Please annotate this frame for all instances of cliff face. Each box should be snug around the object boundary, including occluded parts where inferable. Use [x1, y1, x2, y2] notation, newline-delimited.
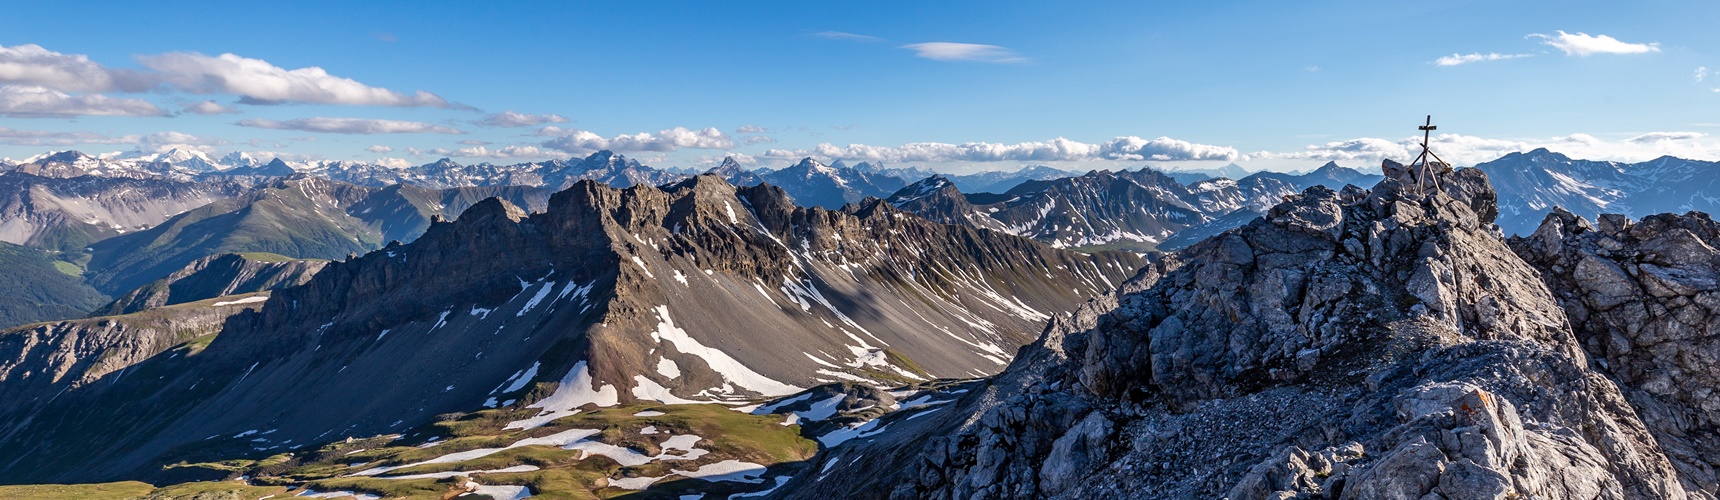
[1513, 209, 1720, 496]
[0, 293, 269, 447]
[92, 253, 327, 316]
[0, 175, 1141, 483]
[790, 168, 1707, 499]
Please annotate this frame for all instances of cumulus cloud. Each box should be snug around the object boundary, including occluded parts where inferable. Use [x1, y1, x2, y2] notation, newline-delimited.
[1, 43, 459, 109]
[759, 136, 1240, 164]
[430, 144, 554, 159]
[1697, 67, 1709, 83]
[744, 135, 777, 145]
[138, 52, 456, 107]
[736, 125, 769, 134]
[0, 85, 166, 117]
[539, 126, 734, 153]
[182, 99, 239, 115]
[374, 157, 413, 168]
[236, 117, 465, 134]
[1434, 52, 1533, 66]
[901, 42, 1026, 63]
[1097, 136, 1243, 161]
[0, 44, 151, 92]
[475, 110, 568, 127]
[366, 144, 393, 153]
[1529, 31, 1659, 56]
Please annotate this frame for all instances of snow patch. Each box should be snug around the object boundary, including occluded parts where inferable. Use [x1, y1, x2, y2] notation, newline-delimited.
[211, 295, 269, 307]
[657, 358, 681, 378]
[648, 306, 801, 396]
[516, 281, 555, 316]
[504, 361, 618, 430]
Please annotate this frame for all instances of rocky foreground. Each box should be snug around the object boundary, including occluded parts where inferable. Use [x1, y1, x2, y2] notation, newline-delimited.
[787, 167, 1720, 499]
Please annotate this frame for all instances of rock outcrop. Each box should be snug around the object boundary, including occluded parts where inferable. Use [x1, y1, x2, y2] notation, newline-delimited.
[788, 167, 1704, 499]
[0, 292, 270, 450]
[1513, 209, 1720, 496]
[92, 253, 327, 316]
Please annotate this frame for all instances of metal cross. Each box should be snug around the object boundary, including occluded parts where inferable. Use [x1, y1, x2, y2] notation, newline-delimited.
[1409, 115, 1448, 195]
[1418, 115, 1436, 152]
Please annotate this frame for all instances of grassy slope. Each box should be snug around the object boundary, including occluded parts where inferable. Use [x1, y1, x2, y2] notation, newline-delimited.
[0, 241, 108, 329]
[153, 401, 817, 500]
[0, 480, 287, 500]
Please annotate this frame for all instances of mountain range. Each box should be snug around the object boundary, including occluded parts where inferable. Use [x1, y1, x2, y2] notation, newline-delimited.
[887, 161, 1383, 252]
[2, 144, 1719, 498]
[0, 174, 1141, 487]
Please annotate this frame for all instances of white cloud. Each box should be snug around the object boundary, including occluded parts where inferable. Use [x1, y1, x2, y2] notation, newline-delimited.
[539, 126, 734, 153]
[736, 125, 769, 134]
[236, 117, 465, 134]
[744, 135, 777, 145]
[1529, 31, 1659, 56]
[813, 31, 882, 42]
[366, 144, 393, 153]
[475, 110, 568, 127]
[901, 42, 1026, 63]
[1097, 136, 1243, 161]
[375, 157, 413, 168]
[1627, 131, 1703, 143]
[432, 144, 554, 159]
[1434, 52, 1533, 66]
[760, 135, 1240, 164]
[0, 44, 147, 92]
[1697, 66, 1708, 82]
[138, 131, 222, 147]
[457, 139, 491, 146]
[1262, 131, 1720, 167]
[1, 43, 458, 109]
[182, 99, 239, 115]
[137, 52, 455, 107]
[0, 85, 166, 117]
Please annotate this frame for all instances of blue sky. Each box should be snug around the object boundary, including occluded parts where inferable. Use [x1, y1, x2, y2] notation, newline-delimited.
[1, 0, 1716, 172]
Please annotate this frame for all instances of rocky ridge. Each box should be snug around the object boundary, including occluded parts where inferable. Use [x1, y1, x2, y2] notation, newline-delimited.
[789, 166, 1712, 499]
[0, 292, 272, 450]
[0, 174, 1141, 483]
[91, 253, 328, 316]
[1512, 208, 1720, 496]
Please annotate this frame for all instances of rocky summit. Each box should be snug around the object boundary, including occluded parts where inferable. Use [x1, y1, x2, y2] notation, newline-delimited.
[788, 166, 1719, 499]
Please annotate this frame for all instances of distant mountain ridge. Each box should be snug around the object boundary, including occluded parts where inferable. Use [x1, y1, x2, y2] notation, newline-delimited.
[888, 163, 1381, 251]
[1476, 148, 1720, 235]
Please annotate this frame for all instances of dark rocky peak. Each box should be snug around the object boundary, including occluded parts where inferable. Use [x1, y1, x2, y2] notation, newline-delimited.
[257, 158, 296, 175]
[888, 175, 955, 200]
[454, 196, 530, 226]
[786, 156, 828, 174]
[575, 149, 640, 172]
[1518, 147, 1566, 161]
[708, 156, 745, 175]
[1080, 167, 1570, 400]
